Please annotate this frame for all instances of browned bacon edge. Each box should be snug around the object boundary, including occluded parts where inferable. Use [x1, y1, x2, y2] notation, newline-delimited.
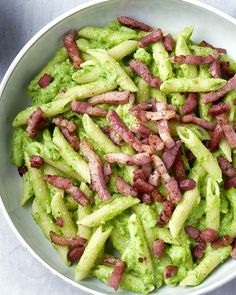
[117, 16, 153, 32]
[38, 73, 53, 88]
[139, 29, 163, 47]
[63, 31, 83, 69]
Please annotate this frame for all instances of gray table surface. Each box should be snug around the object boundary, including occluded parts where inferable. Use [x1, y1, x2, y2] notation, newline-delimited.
[1, 0, 236, 294]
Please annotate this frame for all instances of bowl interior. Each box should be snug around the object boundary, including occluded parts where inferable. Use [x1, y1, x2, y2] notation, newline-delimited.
[1, 0, 236, 294]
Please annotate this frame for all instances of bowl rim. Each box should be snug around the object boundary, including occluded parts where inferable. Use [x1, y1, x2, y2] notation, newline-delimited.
[1, 0, 236, 294]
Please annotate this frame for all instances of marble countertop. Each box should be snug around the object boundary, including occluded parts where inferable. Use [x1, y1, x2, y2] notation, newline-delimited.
[1, 0, 236, 294]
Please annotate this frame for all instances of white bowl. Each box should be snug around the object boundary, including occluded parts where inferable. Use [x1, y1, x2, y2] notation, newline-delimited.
[1, 0, 236, 294]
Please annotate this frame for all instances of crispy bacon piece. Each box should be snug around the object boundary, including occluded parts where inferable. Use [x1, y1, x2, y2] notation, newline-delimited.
[161, 141, 181, 169]
[200, 228, 218, 243]
[182, 114, 215, 131]
[170, 50, 219, 65]
[192, 240, 207, 259]
[130, 59, 162, 88]
[222, 124, 236, 148]
[88, 91, 130, 105]
[131, 123, 151, 138]
[103, 257, 126, 290]
[104, 152, 151, 166]
[220, 61, 235, 78]
[172, 150, 186, 180]
[163, 33, 175, 52]
[44, 175, 90, 206]
[55, 217, 64, 227]
[217, 156, 236, 178]
[18, 165, 28, 177]
[115, 176, 138, 197]
[141, 163, 152, 179]
[80, 139, 111, 201]
[63, 31, 83, 69]
[225, 176, 236, 189]
[166, 177, 182, 204]
[68, 246, 85, 263]
[53, 117, 79, 151]
[29, 155, 44, 169]
[133, 168, 147, 182]
[182, 93, 198, 115]
[202, 76, 236, 104]
[133, 179, 155, 194]
[149, 171, 161, 187]
[158, 200, 174, 227]
[103, 163, 112, 184]
[216, 113, 228, 126]
[153, 240, 165, 257]
[145, 134, 164, 153]
[44, 175, 73, 190]
[140, 193, 153, 205]
[157, 120, 175, 149]
[139, 29, 163, 47]
[143, 109, 176, 121]
[208, 102, 230, 116]
[27, 107, 47, 138]
[210, 61, 221, 78]
[163, 265, 178, 279]
[209, 124, 223, 152]
[71, 101, 107, 117]
[179, 179, 196, 191]
[211, 235, 233, 249]
[199, 40, 227, 54]
[129, 101, 152, 121]
[38, 73, 53, 88]
[185, 225, 201, 240]
[50, 231, 87, 247]
[152, 155, 170, 182]
[101, 126, 123, 146]
[117, 16, 153, 32]
[107, 110, 142, 152]
[152, 190, 165, 202]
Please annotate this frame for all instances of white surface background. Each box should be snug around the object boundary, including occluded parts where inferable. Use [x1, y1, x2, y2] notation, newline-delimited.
[0, 0, 236, 294]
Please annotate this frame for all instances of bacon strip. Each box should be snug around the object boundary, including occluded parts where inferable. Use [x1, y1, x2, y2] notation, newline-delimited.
[170, 50, 219, 65]
[217, 156, 236, 178]
[55, 217, 64, 227]
[210, 61, 221, 78]
[104, 152, 151, 166]
[202, 76, 236, 104]
[209, 124, 223, 151]
[103, 163, 112, 184]
[185, 225, 201, 240]
[71, 101, 107, 117]
[107, 110, 142, 152]
[88, 91, 130, 105]
[80, 139, 111, 201]
[18, 165, 28, 177]
[115, 176, 138, 196]
[216, 113, 228, 126]
[192, 240, 207, 259]
[182, 114, 215, 131]
[68, 246, 85, 263]
[208, 102, 229, 116]
[131, 123, 151, 138]
[27, 107, 47, 138]
[38, 73, 53, 88]
[134, 168, 147, 182]
[117, 16, 153, 32]
[140, 194, 153, 205]
[172, 150, 186, 180]
[53, 117, 79, 151]
[153, 240, 165, 257]
[149, 170, 161, 187]
[101, 126, 123, 146]
[29, 155, 44, 169]
[225, 176, 236, 189]
[130, 59, 162, 88]
[199, 40, 227, 54]
[44, 175, 90, 206]
[178, 178, 196, 191]
[163, 265, 178, 279]
[152, 190, 165, 202]
[157, 120, 175, 149]
[133, 179, 155, 194]
[161, 141, 181, 169]
[50, 231, 87, 247]
[158, 200, 174, 227]
[63, 31, 83, 69]
[143, 109, 176, 121]
[182, 93, 198, 115]
[163, 33, 175, 52]
[103, 257, 126, 290]
[211, 235, 233, 249]
[222, 124, 236, 148]
[200, 228, 218, 243]
[139, 29, 163, 47]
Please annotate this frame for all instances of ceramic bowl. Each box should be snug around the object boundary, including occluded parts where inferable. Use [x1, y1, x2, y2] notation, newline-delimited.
[1, 0, 236, 294]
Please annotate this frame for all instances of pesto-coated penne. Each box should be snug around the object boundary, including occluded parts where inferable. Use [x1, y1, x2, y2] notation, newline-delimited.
[153, 42, 173, 81]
